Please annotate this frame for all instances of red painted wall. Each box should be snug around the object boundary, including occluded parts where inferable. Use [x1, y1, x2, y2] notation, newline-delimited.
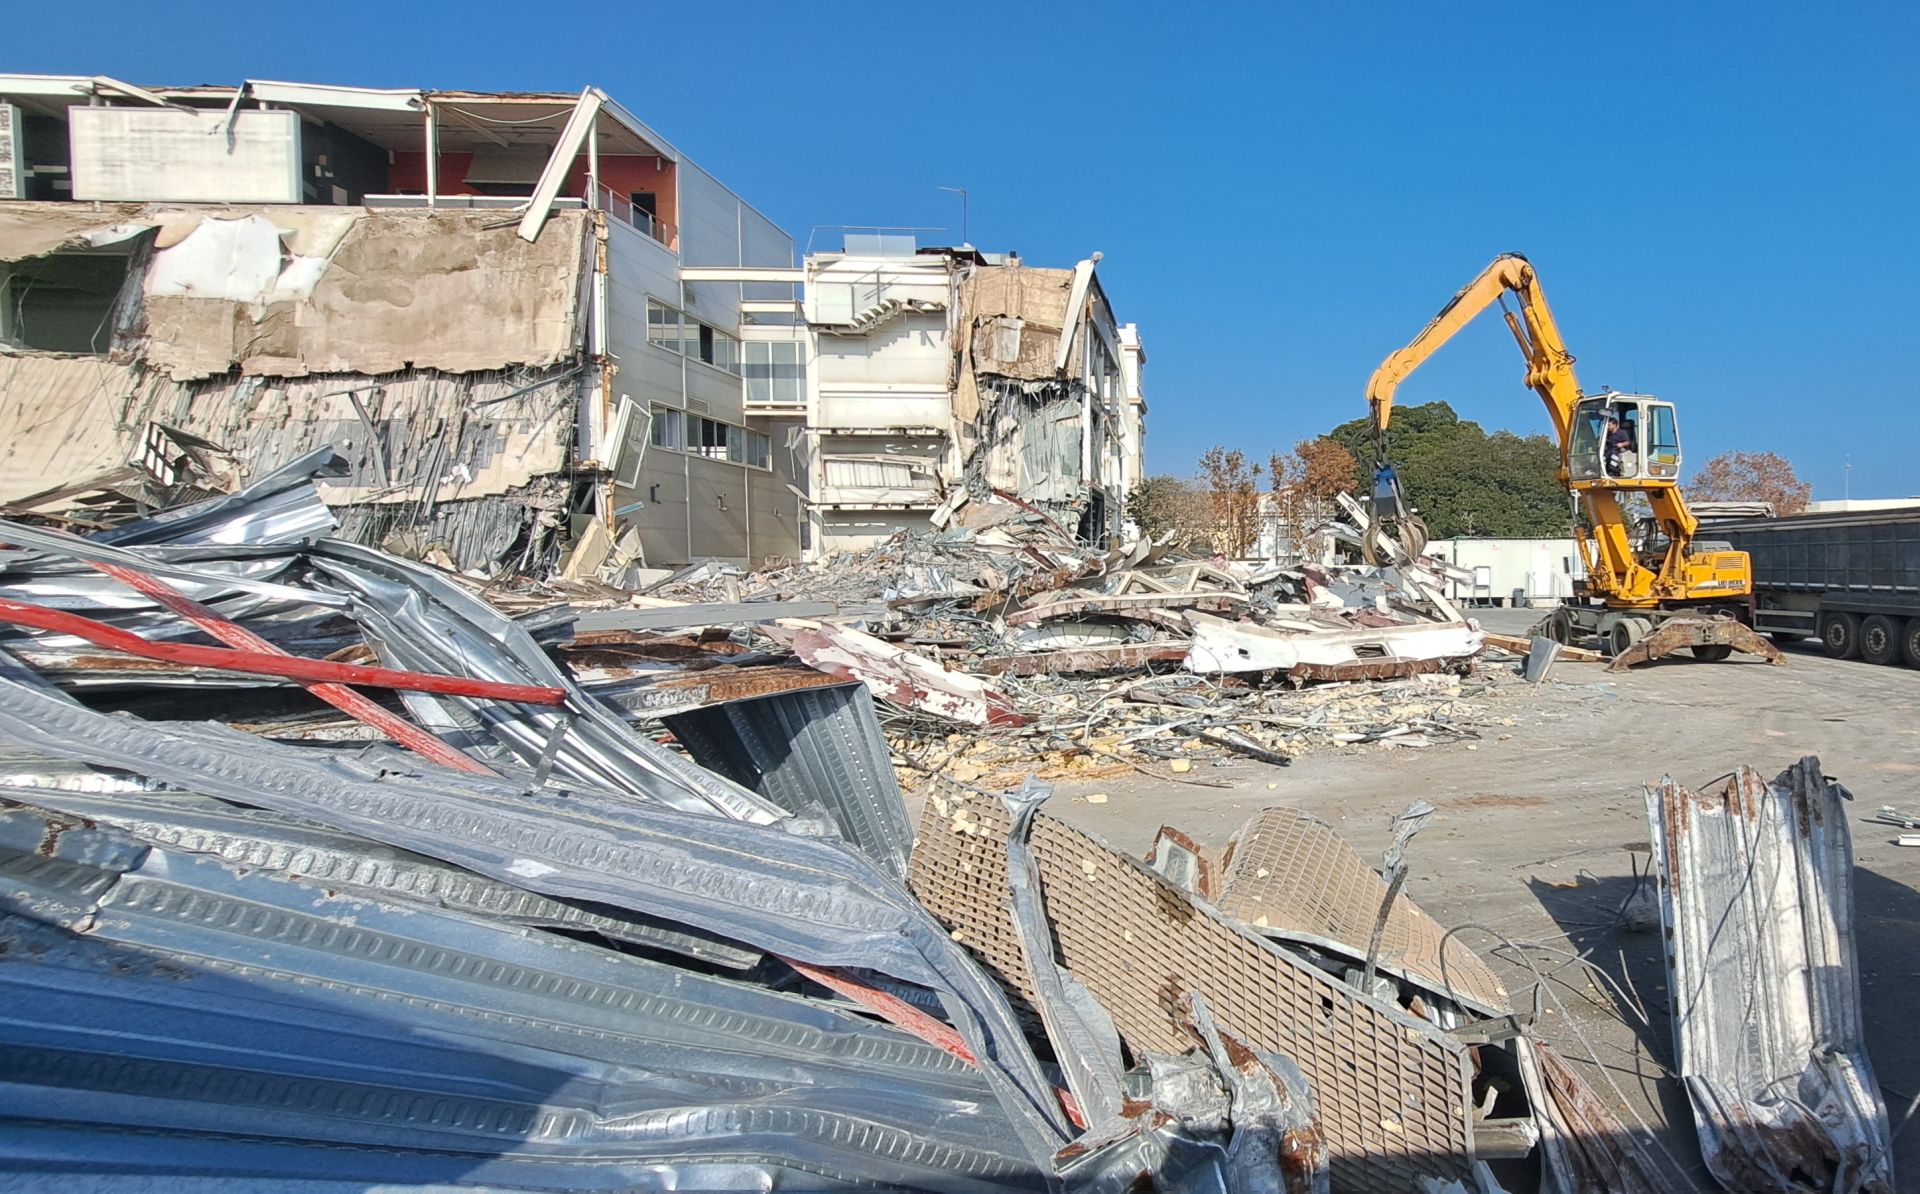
[385, 152, 677, 235]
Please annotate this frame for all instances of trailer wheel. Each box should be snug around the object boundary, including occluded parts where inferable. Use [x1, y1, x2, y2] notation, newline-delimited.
[1819, 611, 1861, 660]
[1861, 615, 1901, 666]
[1903, 619, 1920, 669]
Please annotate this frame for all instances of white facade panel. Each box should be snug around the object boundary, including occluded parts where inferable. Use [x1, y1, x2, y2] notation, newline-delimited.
[70, 107, 301, 203]
[1427, 537, 1580, 605]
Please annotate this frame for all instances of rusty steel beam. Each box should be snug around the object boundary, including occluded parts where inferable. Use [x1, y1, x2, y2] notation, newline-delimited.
[0, 597, 567, 706]
[86, 559, 491, 775]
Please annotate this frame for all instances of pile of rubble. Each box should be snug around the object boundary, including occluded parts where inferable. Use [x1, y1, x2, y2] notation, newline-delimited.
[615, 489, 1491, 786]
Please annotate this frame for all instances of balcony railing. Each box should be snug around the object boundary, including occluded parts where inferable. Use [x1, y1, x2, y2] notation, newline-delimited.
[592, 182, 674, 248]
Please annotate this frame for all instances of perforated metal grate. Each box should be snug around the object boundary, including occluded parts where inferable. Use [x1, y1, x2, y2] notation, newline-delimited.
[1214, 807, 1510, 1016]
[909, 779, 1475, 1191]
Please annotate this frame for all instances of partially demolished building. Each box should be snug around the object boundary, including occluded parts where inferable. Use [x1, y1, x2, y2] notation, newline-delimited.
[771, 241, 1148, 556]
[0, 75, 1148, 578]
[0, 74, 799, 575]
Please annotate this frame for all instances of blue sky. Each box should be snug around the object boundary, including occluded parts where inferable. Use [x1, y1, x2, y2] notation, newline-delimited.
[14, 2, 1916, 497]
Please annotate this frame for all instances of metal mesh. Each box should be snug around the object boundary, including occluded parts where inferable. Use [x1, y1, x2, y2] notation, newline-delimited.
[1214, 807, 1510, 1016]
[909, 779, 1475, 1191]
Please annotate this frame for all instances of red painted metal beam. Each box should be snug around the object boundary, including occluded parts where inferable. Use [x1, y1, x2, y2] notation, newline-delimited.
[86, 560, 495, 775]
[0, 596, 566, 706]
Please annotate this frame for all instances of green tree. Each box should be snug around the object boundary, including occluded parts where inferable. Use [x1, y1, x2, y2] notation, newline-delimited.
[1125, 475, 1209, 543]
[1325, 401, 1568, 538]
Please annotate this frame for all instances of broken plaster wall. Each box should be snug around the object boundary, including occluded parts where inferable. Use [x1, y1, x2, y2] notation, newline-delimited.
[0, 202, 597, 574]
[0, 202, 591, 380]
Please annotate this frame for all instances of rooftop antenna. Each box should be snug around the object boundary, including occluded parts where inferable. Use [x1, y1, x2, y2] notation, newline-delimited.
[937, 185, 968, 246]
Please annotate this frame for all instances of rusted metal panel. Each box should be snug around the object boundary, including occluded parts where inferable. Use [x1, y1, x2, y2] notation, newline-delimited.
[1517, 1039, 1677, 1194]
[909, 778, 1479, 1191]
[1213, 807, 1510, 1017]
[980, 642, 1188, 675]
[1645, 758, 1893, 1193]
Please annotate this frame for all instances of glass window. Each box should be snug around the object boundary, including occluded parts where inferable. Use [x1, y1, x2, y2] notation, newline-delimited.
[1568, 400, 1607, 481]
[691, 416, 730, 460]
[745, 341, 772, 404]
[649, 405, 683, 450]
[647, 300, 681, 353]
[1649, 405, 1680, 477]
[744, 341, 804, 404]
[693, 323, 740, 375]
[744, 430, 772, 470]
[773, 341, 804, 403]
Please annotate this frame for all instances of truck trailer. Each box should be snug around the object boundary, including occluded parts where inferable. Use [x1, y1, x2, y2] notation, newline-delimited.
[1713, 507, 1920, 666]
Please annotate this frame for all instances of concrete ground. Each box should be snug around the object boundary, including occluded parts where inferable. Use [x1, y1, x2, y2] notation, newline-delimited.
[1031, 607, 1920, 1189]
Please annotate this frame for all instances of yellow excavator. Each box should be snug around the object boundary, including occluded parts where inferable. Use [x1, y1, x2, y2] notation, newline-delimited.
[1363, 253, 1782, 667]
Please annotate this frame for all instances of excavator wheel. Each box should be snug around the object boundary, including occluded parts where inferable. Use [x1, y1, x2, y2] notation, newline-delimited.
[1690, 645, 1734, 662]
[1607, 616, 1651, 657]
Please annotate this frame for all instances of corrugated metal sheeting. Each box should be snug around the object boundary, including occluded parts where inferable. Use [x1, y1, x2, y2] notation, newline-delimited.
[1646, 759, 1895, 1193]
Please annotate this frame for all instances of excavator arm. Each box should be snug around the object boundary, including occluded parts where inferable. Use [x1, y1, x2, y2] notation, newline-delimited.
[1361, 253, 1711, 607]
[1366, 254, 1578, 444]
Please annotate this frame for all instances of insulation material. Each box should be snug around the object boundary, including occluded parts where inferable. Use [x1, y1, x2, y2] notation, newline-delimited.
[0, 355, 578, 507]
[955, 265, 1074, 382]
[1214, 807, 1510, 1016]
[909, 778, 1478, 1191]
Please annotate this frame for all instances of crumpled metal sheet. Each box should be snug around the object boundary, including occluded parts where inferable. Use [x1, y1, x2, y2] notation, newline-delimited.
[790, 620, 1028, 727]
[299, 539, 787, 824]
[0, 674, 1073, 1167]
[0, 805, 1046, 1191]
[1515, 1037, 1677, 1194]
[910, 777, 1478, 1191]
[663, 681, 915, 878]
[1645, 758, 1894, 1193]
[91, 447, 346, 547]
[8, 781, 762, 970]
[1213, 806, 1510, 1016]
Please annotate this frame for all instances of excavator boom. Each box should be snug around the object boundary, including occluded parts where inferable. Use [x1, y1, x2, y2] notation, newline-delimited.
[1362, 254, 1759, 662]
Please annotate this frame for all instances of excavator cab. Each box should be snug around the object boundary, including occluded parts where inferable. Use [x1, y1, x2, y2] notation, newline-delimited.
[1566, 394, 1682, 484]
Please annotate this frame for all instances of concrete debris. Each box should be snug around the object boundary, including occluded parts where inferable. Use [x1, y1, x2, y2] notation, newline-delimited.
[625, 493, 1495, 783]
[1645, 758, 1895, 1193]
